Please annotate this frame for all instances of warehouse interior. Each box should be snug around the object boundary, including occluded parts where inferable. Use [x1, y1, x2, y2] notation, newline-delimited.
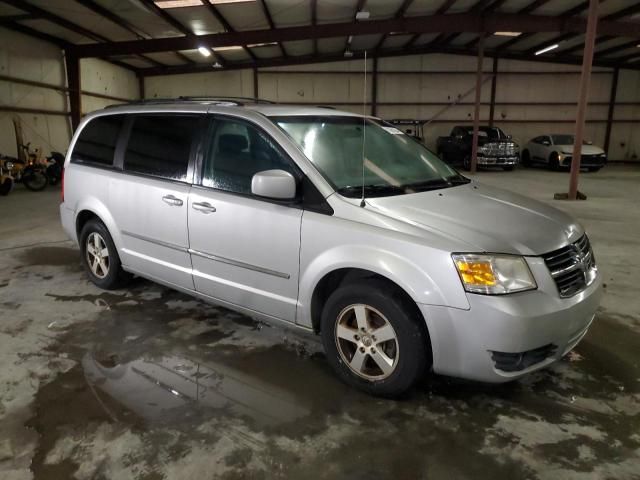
[1, 1, 639, 479]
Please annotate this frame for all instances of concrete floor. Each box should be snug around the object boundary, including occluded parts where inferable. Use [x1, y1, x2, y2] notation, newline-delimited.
[1, 166, 639, 480]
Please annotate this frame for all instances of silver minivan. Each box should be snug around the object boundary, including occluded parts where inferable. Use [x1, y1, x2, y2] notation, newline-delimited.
[60, 99, 602, 396]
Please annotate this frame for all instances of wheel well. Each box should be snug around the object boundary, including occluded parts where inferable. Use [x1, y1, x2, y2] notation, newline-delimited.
[310, 268, 426, 336]
[75, 210, 100, 238]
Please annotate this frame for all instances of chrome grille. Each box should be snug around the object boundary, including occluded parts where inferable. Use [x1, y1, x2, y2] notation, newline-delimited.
[542, 234, 597, 298]
[483, 142, 517, 156]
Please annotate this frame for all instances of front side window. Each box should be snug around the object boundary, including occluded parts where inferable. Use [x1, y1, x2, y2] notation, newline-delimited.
[203, 117, 296, 195]
[72, 114, 125, 166]
[123, 115, 200, 182]
[273, 116, 466, 198]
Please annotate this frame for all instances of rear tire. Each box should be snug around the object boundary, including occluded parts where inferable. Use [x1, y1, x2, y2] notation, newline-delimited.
[23, 169, 48, 191]
[320, 279, 430, 397]
[80, 219, 132, 290]
[0, 177, 13, 196]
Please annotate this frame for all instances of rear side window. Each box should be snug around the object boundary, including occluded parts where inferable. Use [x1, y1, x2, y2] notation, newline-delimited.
[71, 115, 124, 166]
[123, 115, 200, 182]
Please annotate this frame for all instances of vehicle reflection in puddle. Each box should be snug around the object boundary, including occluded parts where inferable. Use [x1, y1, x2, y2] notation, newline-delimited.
[82, 351, 312, 428]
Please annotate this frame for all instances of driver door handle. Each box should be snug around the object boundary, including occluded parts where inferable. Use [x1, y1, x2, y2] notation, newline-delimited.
[162, 194, 183, 206]
[192, 201, 216, 214]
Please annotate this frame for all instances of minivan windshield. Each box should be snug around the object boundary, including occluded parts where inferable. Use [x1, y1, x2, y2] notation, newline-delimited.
[272, 116, 468, 197]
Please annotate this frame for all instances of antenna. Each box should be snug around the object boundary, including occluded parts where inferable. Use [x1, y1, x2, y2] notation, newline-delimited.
[360, 50, 367, 208]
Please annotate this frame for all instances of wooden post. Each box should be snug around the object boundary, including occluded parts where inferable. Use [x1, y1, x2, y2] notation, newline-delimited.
[66, 52, 81, 132]
[470, 34, 485, 174]
[568, 0, 598, 200]
[489, 55, 498, 127]
[371, 56, 378, 116]
[603, 67, 618, 157]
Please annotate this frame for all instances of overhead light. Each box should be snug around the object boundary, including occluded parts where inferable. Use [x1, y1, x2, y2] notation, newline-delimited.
[155, 0, 254, 7]
[198, 46, 211, 57]
[247, 42, 278, 48]
[535, 44, 559, 56]
[212, 45, 244, 51]
[212, 62, 223, 68]
[344, 50, 354, 58]
[355, 11, 370, 20]
[495, 32, 522, 37]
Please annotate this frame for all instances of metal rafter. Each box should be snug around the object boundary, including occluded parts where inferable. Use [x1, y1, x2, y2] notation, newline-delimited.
[438, 0, 494, 49]
[311, 0, 318, 56]
[200, 0, 257, 62]
[405, 0, 457, 49]
[596, 40, 640, 59]
[68, 12, 640, 59]
[525, 2, 640, 57]
[0, 0, 145, 70]
[258, 0, 287, 57]
[498, 0, 591, 51]
[373, 0, 414, 51]
[136, 0, 226, 67]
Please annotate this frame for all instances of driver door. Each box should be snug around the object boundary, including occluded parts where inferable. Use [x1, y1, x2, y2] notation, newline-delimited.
[188, 116, 303, 322]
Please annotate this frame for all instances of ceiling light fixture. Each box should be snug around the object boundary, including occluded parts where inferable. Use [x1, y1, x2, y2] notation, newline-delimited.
[355, 11, 370, 20]
[155, 0, 254, 7]
[213, 45, 244, 51]
[535, 44, 559, 56]
[198, 46, 212, 57]
[344, 50, 354, 58]
[212, 62, 223, 68]
[495, 32, 522, 37]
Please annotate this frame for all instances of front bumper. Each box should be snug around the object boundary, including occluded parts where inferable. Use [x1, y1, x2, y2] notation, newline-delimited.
[419, 260, 602, 383]
[560, 154, 607, 168]
[477, 155, 519, 166]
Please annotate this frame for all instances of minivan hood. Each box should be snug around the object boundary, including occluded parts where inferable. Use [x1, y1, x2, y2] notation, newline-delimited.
[365, 182, 583, 256]
[556, 144, 604, 155]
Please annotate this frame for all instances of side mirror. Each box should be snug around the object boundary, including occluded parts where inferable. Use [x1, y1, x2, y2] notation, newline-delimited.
[251, 169, 296, 200]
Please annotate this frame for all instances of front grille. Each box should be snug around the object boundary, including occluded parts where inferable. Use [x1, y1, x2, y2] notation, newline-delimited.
[542, 234, 597, 297]
[482, 142, 517, 156]
[491, 344, 557, 372]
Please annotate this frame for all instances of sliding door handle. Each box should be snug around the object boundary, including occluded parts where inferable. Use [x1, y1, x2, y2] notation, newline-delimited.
[162, 195, 183, 206]
[192, 202, 216, 213]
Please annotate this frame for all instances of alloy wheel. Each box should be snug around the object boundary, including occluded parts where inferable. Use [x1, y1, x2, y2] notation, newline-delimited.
[335, 304, 399, 380]
[86, 232, 110, 279]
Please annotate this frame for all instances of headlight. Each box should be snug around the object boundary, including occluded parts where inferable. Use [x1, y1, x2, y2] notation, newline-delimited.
[452, 254, 537, 295]
[4, 162, 13, 170]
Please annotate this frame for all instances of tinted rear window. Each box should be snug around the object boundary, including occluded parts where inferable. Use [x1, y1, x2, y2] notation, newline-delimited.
[72, 115, 124, 166]
[123, 115, 200, 182]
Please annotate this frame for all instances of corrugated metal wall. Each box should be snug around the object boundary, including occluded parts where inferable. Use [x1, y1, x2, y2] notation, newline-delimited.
[145, 54, 640, 162]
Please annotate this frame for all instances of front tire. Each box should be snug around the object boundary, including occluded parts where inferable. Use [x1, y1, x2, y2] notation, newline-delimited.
[320, 280, 430, 397]
[549, 152, 560, 171]
[502, 165, 514, 171]
[23, 168, 48, 191]
[80, 219, 131, 290]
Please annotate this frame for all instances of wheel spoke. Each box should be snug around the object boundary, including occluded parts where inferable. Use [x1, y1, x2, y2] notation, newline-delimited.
[354, 305, 368, 331]
[336, 324, 358, 343]
[372, 324, 396, 344]
[350, 349, 366, 372]
[87, 244, 96, 256]
[370, 349, 394, 376]
[99, 259, 108, 275]
[100, 247, 109, 258]
[91, 256, 100, 274]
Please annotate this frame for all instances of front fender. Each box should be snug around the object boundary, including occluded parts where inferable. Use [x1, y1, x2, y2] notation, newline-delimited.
[297, 243, 470, 329]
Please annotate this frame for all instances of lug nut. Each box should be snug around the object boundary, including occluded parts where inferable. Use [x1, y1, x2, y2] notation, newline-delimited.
[371, 348, 376, 354]
[354, 334, 360, 340]
[360, 347, 365, 353]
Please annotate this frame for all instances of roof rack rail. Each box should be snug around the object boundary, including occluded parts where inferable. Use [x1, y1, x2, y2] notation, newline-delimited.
[104, 96, 275, 109]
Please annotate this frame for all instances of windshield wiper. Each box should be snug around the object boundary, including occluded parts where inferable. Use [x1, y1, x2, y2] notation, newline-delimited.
[445, 174, 471, 185]
[337, 184, 406, 198]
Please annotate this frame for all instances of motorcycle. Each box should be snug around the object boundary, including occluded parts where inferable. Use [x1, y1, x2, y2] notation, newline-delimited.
[16, 143, 49, 192]
[45, 151, 65, 186]
[0, 156, 15, 196]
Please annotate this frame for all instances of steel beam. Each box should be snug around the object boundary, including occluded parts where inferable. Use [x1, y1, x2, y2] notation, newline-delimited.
[603, 67, 619, 156]
[470, 35, 485, 174]
[68, 13, 640, 59]
[66, 53, 82, 131]
[568, 0, 598, 200]
[489, 56, 498, 126]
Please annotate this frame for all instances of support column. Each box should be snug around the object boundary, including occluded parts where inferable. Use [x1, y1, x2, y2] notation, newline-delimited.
[489, 56, 498, 127]
[66, 52, 81, 132]
[137, 73, 145, 100]
[470, 35, 485, 174]
[253, 68, 259, 100]
[371, 56, 378, 117]
[603, 67, 619, 156]
[568, 0, 598, 200]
